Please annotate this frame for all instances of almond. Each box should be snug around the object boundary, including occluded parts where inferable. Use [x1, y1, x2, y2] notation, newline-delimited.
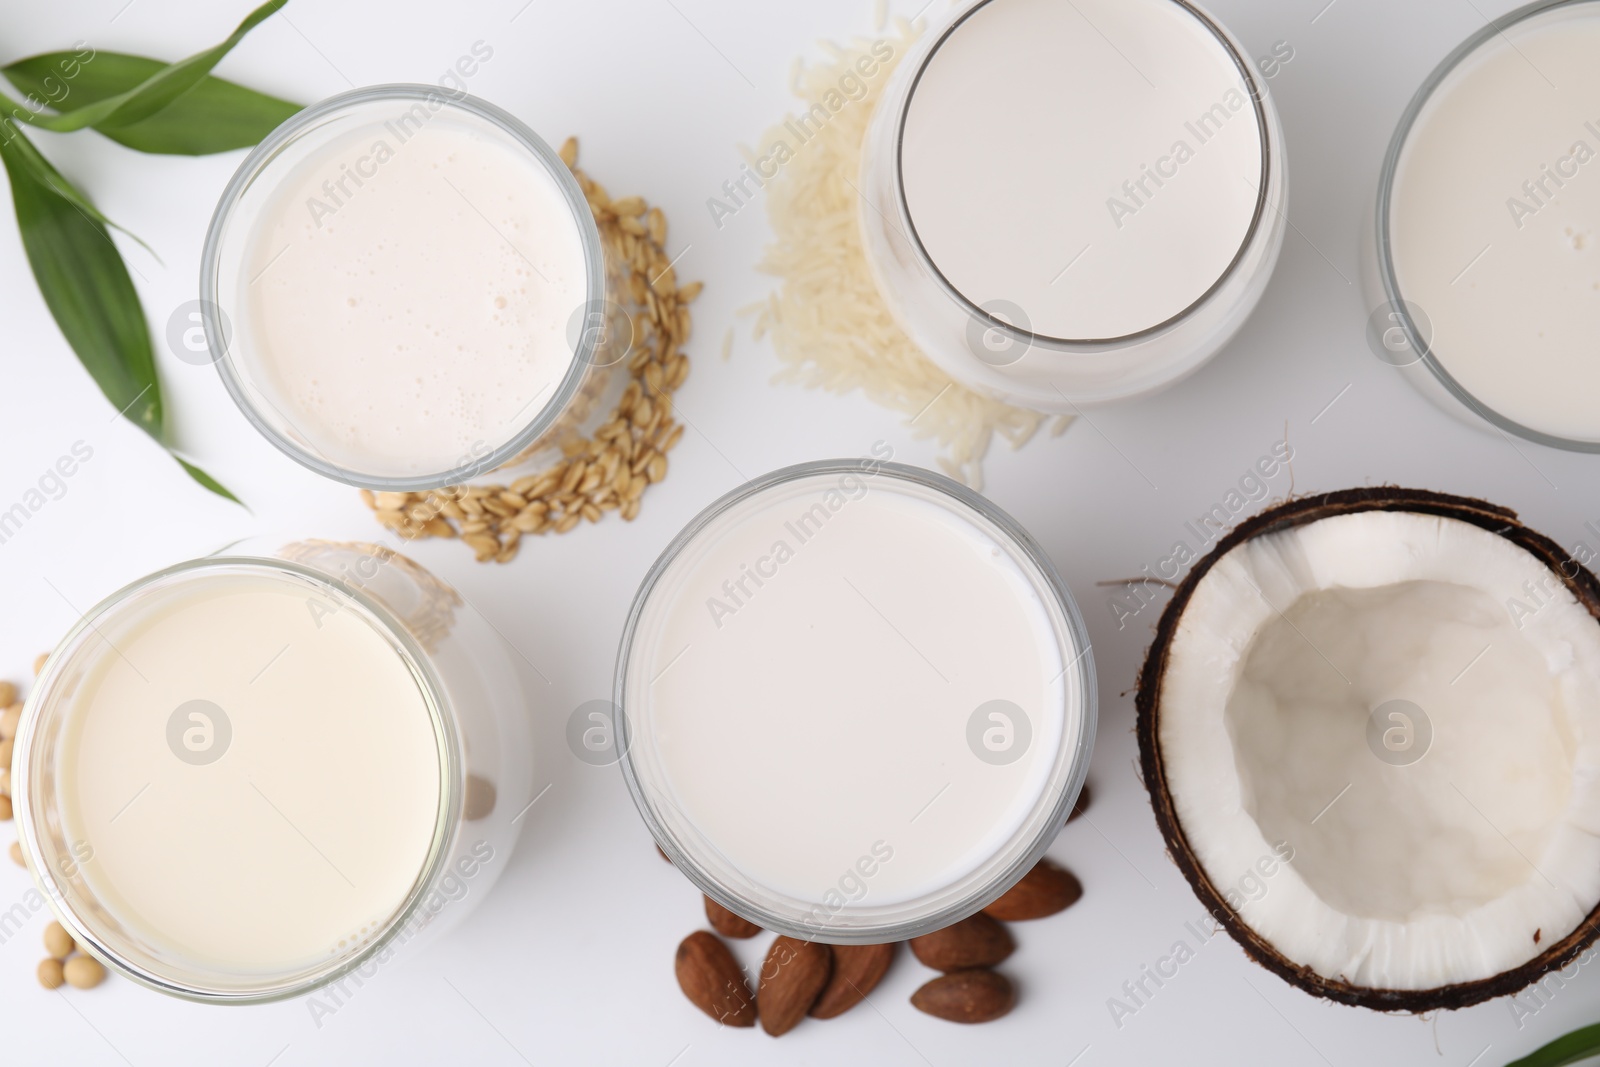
[983, 858, 1083, 921]
[705, 895, 761, 939]
[757, 935, 832, 1036]
[909, 913, 1013, 972]
[1068, 782, 1091, 823]
[675, 931, 756, 1027]
[911, 969, 1016, 1023]
[810, 942, 896, 1019]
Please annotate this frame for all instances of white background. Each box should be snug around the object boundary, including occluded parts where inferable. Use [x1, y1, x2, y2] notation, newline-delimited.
[3, 0, 1599, 1064]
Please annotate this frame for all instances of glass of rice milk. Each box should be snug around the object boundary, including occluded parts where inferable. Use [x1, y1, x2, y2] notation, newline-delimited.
[859, 0, 1288, 409]
[201, 85, 609, 489]
[13, 542, 530, 1002]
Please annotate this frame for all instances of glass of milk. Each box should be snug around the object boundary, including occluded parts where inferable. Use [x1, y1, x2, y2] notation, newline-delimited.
[12, 543, 531, 1002]
[859, 0, 1287, 410]
[615, 459, 1095, 941]
[1366, 0, 1600, 450]
[201, 85, 608, 488]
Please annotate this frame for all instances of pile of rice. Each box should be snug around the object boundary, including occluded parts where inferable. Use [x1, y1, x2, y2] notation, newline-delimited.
[744, 16, 1067, 488]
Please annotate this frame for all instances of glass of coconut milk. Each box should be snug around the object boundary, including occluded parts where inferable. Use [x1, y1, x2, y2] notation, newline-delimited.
[12, 543, 531, 1002]
[858, 0, 1287, 409]
[615, 459, 1095, 941]
[201, 85, 609, 488]
[1366, 0, 1600, 450]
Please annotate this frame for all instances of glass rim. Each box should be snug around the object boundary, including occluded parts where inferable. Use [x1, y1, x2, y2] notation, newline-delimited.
[612, 459, 1097, 943]
[1373, 0, 1600, 453]
[199, 83, 608, 490]
[12, 555, 462, 1004]
[891, 0, 1276, 348]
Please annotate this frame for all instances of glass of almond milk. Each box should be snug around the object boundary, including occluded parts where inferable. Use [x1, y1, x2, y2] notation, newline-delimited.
[616, 459, 1095, 941]
[201, 85, 609, 488]
[12, 543, 530, 1002]
[1366, 0, 1600, 450]
[859, 0, 1287, 409]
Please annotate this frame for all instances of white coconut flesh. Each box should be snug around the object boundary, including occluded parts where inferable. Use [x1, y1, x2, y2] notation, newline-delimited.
[1159, 510, 1600, 991]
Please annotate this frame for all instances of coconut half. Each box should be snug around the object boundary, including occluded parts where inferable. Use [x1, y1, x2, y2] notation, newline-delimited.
[1137, 487, 1600, 1011]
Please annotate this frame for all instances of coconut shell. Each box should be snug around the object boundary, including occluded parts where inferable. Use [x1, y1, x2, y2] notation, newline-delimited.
[1136, 487, 1600, 1012]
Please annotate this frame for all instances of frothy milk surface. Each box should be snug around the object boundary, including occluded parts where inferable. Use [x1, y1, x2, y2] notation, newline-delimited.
[235, 103, 586, 477]
[627, 471, 1073, 906]
[900, 0, 1264, 340]
[1389, 4, 1600, 441]
[57, 569, 442, 973]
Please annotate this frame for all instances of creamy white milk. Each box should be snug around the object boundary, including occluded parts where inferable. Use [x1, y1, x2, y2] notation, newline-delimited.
[55, 569, 442, 974]
[624, 468, 1074, 908]
[900, 0, 1265, 340]
[234, 103, 587, 477]
[1388, 3, 1600, 442]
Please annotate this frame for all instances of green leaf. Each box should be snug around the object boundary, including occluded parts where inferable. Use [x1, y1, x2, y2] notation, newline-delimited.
[175, 455, 246, 507]
[3, 51, 300, 155]
[1506, 1023, 1600, 1067]
[0, 119, 161, 437]
[5, 0, 287, 136]
[0, 115, 155, 255]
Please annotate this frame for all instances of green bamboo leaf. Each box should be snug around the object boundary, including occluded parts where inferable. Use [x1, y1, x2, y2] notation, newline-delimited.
[0, 117, 155, 255]
[8, 0, 287, 135]
[3, 51, 300, 155]
[174, 456, 245, 507]
[0, 119, 161, 437]
[1506, 1023, 1600, 1067]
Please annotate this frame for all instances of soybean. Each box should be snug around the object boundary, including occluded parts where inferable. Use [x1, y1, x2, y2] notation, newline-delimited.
[63, 956, 106, 990]
[44, 921, 73, 960]
[37, 958, 64, 989]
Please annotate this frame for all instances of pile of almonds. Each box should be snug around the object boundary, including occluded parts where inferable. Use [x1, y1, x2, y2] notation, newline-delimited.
[670, 786, 1089, 1033]
[2, 661, 111, 992]
[904, 856, 1083, 1022]
[677, 913, 896, 1036]
[362, 138, 699, 563]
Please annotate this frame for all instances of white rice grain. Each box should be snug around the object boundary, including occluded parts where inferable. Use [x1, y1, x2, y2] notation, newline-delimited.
[745, 26, 1063, 485]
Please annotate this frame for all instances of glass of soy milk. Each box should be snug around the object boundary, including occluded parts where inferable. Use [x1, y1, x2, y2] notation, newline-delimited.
[1368, 0, 1600, 450]
[12, 543, 531, 1002]
[615, 459, 1095, 941]
[859, 0, 1287, 409]
[201, 85, 607, 488]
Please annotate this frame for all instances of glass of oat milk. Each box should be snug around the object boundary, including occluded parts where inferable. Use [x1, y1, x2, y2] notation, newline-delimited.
[1366, 0, 1600, 450]
[12, 542, 530, 1002]
[201, 85, 608, 488]
[616, 459, 1095, 941]
[859, 0, 1287, 409]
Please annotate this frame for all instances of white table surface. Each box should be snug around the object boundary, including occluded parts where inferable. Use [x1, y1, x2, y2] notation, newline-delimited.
[4, 0, 1599, 1063]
